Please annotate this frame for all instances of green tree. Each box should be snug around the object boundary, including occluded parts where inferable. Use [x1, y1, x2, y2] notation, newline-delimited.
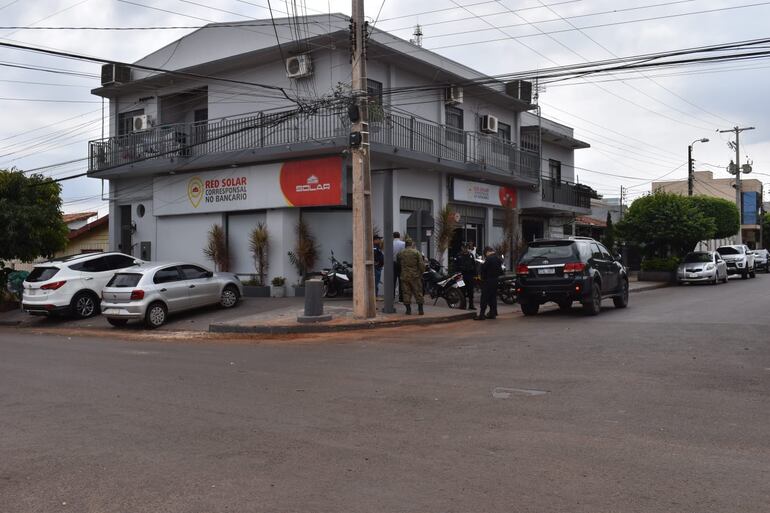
[615, 191, 716, 258]
[602, 211, 615, 251]
[687, 195, 740, 239]
[0, 169, 68, 262]
[762, 213, 770, 250]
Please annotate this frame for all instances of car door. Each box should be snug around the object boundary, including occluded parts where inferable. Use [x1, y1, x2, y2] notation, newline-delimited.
[72, 255, 113, 292]
[598, 243, 619, 292]
[589, 243, 610, 293]
[179, 264, 219, 307]
[152, 266, 189, 312]
[715, 253, 727, 279]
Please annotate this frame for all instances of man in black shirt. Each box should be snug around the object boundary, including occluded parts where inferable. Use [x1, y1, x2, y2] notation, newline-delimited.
[475, 246, 503, 320]
[454, 242, 477, 310]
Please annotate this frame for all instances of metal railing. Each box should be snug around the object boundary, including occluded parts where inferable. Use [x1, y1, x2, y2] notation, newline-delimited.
[89, 106, 540, 180]
[541, 178, 592, 209]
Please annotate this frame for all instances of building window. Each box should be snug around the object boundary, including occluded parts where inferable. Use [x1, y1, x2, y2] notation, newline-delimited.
[549, 159, 562, 184]
[367, 79, 383, 105]
[445, 105, 464, 145]
[117, 109, 144, 136]
[497, 122, 512, 141]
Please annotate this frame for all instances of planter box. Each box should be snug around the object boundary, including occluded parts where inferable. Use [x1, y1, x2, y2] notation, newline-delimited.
[271, 286, 286, 298]
[638, 270, 676, 282]
[293, 286, 305, 297]
[243, 285, 270, 298]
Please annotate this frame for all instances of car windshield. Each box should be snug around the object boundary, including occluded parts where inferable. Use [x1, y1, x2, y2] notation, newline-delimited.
[521, 242, 577, 264]
[717, 247, 740, 255]
[683, 253, 712, 263]
[107, 273, 142, 287]
[26, 267, 59, 282]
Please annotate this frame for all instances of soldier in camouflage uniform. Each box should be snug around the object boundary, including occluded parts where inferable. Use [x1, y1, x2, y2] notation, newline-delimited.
[397, 238, 426, 315]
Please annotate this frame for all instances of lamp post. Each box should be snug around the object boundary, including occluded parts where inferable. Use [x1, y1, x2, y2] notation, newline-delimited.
[688, 138, 709, 196]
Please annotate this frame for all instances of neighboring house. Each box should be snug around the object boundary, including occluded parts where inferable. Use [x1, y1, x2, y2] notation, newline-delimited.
[590, 197, 623, 225]
[653, 170, 763, 249]
[87, 13, 595, 284]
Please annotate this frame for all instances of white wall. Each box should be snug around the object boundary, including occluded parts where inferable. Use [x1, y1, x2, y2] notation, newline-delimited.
[303, 210, 353, 271]
[156, 213, 224, 268]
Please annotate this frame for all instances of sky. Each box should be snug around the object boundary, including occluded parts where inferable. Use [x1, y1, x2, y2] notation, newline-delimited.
[2, 0, 770, 216]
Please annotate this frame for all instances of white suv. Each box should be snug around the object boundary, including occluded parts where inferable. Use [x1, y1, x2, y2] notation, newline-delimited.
[22, 252, 140, 318]
[716, 245, 756, 279]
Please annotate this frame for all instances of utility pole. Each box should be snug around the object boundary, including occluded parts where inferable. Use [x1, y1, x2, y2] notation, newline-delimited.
[350, 0, 376, 318]
[719, 126, 755, 244]
[688, 138, 709, 196]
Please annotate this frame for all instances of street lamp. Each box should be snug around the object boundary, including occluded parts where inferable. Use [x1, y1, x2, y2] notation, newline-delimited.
[688, 138, 710, 196]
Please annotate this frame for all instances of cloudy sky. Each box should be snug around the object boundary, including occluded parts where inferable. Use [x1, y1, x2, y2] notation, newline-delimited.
[2, 0, 770, 215]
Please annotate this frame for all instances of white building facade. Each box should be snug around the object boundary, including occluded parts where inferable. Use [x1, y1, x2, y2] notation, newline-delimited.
[88, 14, 593, 287]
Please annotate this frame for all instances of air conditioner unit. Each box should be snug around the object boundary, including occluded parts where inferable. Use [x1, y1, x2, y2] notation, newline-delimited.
[481, 114, 498, 134]
[286, 54, 313, 79]
[133, 115, 150, 131]
[445, 85, 463, 105]
[101, 63, 131, 86]
[505, 80, 533, 104]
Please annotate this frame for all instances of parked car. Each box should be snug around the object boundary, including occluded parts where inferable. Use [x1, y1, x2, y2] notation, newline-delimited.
[515, 237, 628, 316]
[752, 248, 770, 272]
[716, 245, 756, 279]
[22, 252, 140, 319]
[100, 262, 243, 328]
[677, 251, 728, 285]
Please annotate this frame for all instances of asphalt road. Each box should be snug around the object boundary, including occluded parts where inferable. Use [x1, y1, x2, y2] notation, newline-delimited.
[1, 275, 769, 513]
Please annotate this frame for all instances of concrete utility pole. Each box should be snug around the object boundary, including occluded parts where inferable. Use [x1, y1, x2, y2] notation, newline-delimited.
[688, 138, 709, 196]
[719, 126, 755, 244]
[351, 0, 376, 318]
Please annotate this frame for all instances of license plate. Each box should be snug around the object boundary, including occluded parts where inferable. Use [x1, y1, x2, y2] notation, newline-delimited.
[688, 273, 698, 278]
[456, 280, 465, 287]
[538, 268, 556, 275]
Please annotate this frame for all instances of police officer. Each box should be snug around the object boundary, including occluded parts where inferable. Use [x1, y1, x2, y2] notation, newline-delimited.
[397, 238, 426, 315]
[475, 246, 503, 320]
[454, 242, 477, 310]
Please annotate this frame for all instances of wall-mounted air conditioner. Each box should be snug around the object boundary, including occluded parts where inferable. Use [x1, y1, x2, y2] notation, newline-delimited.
[481, 114, 498, 134]
[505, 80, 533, 104]
[101, 63, 131, 86]
[133, 115, 150, 131]
[286, 54, 313, 79]
[445, 85, 463, 105]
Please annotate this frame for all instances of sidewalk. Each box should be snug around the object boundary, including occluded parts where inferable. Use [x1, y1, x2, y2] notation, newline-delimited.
[628, 275, 670, 293]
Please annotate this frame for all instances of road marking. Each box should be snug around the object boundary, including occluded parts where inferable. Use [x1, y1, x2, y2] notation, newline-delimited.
[492, 387, 549, 399]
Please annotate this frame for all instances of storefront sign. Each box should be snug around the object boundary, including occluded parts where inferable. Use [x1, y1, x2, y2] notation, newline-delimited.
[452, 178, 517, 208]
[154, 156, 344, 216]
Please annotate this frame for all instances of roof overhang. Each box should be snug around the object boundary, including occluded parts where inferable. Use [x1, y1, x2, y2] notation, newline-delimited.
[521, 125, 590, 149]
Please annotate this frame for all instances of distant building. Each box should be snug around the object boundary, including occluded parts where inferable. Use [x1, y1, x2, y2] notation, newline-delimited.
[653, 170, 763, 249]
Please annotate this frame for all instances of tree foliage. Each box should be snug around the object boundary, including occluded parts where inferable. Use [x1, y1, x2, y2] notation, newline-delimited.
[687, 195, 740, 239]
[203, 224, 229, 272]
[602, 211, 615, 251]
[0, 169, 68, 262]
[616, 191, 716, 257]
[287, 217, 318, 284]
[434, 205, 458, 260]
[248, 222, 270, 286]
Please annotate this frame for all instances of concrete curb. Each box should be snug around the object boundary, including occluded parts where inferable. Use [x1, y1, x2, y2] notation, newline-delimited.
[630, 282, 671, 293]
[209, 311, 477, 335]
[0, 320, 21, 327]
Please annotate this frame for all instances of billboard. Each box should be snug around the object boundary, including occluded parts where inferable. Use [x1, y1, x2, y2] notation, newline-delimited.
[452, 178, 517, 208]
[742, 191, 760, 225]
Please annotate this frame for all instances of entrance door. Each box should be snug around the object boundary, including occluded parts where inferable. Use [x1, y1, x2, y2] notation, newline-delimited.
[522, 219, 544, 243]
[119, 205, 132, 255]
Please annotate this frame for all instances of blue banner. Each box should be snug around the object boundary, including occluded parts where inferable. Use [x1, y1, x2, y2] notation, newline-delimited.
[742, 191, 759, 225]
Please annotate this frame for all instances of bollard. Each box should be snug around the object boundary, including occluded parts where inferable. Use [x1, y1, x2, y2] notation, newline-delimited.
[297, 279, 332, 323]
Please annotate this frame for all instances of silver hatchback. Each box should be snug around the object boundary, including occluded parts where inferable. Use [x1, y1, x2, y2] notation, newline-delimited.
[100, 262, 243, 328]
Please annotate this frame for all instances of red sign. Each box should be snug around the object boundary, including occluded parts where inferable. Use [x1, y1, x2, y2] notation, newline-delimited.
[280, 156, 344, 207]
[499, 186, 517, 208]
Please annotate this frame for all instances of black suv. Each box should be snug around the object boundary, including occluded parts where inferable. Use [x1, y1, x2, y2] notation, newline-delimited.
[516, 237, 629, 316]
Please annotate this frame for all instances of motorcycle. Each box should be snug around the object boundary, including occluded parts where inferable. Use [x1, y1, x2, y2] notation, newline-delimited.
[497, 274, 517, 304]
[423, 258, 467, 309]
[321, 252, 353, 298]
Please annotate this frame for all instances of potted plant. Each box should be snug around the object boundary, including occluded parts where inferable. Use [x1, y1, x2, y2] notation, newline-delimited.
[202, 224, 229, 272]
[270, 276, 286, 298]
[287, 217, 318, 297]
[244, 222, 270, 297]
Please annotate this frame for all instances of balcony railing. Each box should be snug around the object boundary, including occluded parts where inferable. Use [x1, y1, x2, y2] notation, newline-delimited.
[541, 178, 592, 209]
[88, 107, 540, 180]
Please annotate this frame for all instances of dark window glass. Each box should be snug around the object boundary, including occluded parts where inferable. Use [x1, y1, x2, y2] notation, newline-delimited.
[104, 254, 136, 270]
[153, 267, 181, 284]
[107, 273, 142, 287]
[117, 109, 144, 136]
[27, 267, 59, 282]
[521, 242, 578, 264]
[590, 243, 603, 259]
[717, 247, 740, 255]
[180, 265, 210, 280]
[498, 122, 512, 141]
[599, 244, 613, 260]
[71, 256, 108, 272]
[366, 79, 383, 105]
[445, 106, 464, 145]
[549, 159, 562, 183]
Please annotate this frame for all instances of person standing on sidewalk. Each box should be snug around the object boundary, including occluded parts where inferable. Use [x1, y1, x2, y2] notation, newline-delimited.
[454, 242, 477, 310]
[397, 238, 425, 315]
[373, 235, 384, 296]
[475, 246, 503, 320]
[393, 231, 406, 302]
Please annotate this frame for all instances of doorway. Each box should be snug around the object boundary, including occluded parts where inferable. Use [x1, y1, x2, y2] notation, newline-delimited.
[522, 218, 544, 243]
[119, 205, 133, 255]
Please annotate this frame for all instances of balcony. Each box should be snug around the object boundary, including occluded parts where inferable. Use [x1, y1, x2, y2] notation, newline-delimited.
[88, 107, 540, 183]
[540, 178, 593, 210]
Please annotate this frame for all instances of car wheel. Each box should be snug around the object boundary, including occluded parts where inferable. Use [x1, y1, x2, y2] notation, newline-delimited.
[557, 299, 572, 310]
[723, 273, 729, 283]
[750, 268, 756, 278]
[583, 283, 601, 316]
[444, 287, 465, 309]
[107, 318, 128, 328]
[71, 291, 99, 319]
[220, 285, 239, 308]
[613, 279, 629, 308]
[144, 302, 167, 329]
[742, 271, 748, 280]
[711, 274, 718, 285]
[520, 302, 539, 316]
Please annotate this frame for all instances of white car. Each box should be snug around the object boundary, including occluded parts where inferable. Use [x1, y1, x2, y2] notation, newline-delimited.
[752, 248, 769, 272]
[716, 245, 756, 279]
[677, 251, 728, 285]
[22, 252, 140, 319]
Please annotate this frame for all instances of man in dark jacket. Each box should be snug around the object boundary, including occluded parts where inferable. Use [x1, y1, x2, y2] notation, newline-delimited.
[454, 243, 477, 310]
[475, 246, 503, 320]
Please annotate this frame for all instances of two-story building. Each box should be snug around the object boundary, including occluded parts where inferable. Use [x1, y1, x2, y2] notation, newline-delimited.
[88, 13, 594, 285]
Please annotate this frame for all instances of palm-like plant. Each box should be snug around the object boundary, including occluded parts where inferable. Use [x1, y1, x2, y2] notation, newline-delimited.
[249, 222, 269, 286]
[203, 224, 229, 272]
[435, 205, 459, 261]
[287, 218, 318, 284]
